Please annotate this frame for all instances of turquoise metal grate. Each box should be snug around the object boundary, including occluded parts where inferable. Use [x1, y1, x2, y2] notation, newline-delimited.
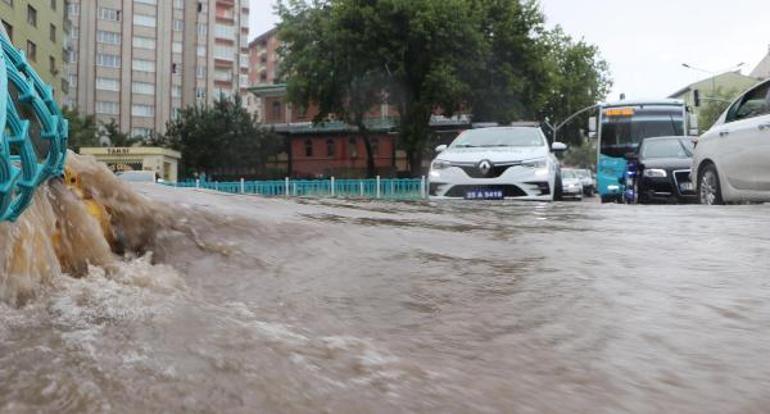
[0, 28, 68, 221]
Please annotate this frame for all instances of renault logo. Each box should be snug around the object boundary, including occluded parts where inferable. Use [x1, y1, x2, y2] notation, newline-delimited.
[478, 159, 493, 176]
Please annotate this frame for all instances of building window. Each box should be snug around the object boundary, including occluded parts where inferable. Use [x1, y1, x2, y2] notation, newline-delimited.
[131, 104, 155, 117]
[98, 8, 121, 22]
[131, 81, 154, 95]
[97, 30, 121, 45]
[134, 0, 157, 4]
[271, 101, 282, 120]
[2, 0, 13, 7]
[133, 36, 155, 49]
[96, 101, 119, 115]
[49, 56, 56, 73]
[2, 21, 12, 42]
[49, 24, 56, 42]
[96, 53, 121, 68]
[50, 0, 56, 10]
[371, 137, 379, 156]
[96, 77, 120, 92]
[66, 3, 80, 16]
[27, 5, 37, 27]
[132, 59, 156, 73]
[304, 139, 313, 157]
[326, 139, 335, 158]
[26, 40, 36, 61]
[173, 19, 184, 31]
[133, 14, 157, 28]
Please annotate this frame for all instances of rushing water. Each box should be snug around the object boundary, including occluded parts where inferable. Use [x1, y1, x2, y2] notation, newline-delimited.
[2, 156, 770, 413]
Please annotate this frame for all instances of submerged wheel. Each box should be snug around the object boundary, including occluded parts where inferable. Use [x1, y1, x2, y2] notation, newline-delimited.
[698, 164, 723, 205]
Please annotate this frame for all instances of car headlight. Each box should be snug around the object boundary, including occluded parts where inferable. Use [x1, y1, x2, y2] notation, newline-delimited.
[643, 169, 667, 178]
[431, 160, 450, 170]
[522, 158, 547, 169]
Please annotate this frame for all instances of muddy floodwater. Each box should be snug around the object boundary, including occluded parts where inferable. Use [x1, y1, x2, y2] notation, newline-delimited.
[3, 183, 770, 413]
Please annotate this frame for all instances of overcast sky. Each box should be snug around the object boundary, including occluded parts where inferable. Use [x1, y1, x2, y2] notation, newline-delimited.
[249, 0, 769, 100]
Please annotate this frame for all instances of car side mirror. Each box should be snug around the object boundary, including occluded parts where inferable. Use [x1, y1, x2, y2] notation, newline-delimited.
[551, 142, 568, 152]
[435, 144, 448, 153]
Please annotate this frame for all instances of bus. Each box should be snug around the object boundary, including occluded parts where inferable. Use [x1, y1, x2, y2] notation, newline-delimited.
[591, 99, 698, 202]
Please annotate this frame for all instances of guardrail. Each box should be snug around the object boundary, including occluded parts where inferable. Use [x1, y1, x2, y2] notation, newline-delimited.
[167, 176, 429, 200]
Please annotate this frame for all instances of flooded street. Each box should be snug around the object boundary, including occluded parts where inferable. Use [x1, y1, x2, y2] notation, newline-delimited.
[3, 183, 770, 413]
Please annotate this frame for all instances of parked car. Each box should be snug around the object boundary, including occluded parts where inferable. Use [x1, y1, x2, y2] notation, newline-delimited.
[692, 78, 770, 204]
[428, 126, 567, 200]
[634, 136, 697, 204]
[576, 169, 596, 196]
[116, 170, 160, 183]
[560, 169, 584, 200]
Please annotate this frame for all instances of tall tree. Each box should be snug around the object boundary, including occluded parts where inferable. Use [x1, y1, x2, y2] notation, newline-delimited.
[164, 95, 282, 180]
[536, 26, 612, 145]
[279, 0, 387, 177]
[279, 0, 484, 176]
[277, 0, 612, 175]
[100, 119, 140, 147]
[62, 107, 99, 152]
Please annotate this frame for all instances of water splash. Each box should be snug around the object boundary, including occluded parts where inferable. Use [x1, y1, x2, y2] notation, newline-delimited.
[0, 152, 169, 306]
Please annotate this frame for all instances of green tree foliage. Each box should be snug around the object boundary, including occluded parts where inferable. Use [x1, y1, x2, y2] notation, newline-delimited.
[278, 0, 389, 177]
[277, 0, 612, 175]
[561, 138, 597, 169]
[163, 95, 283, 180]
[697, 87, 741, 132]
[62, 107, 98, 152]
[100, 119, 140, 147]
[537, 26, 612, 144]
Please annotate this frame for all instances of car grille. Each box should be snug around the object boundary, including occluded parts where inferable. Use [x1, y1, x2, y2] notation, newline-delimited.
[459, 165, 515, 179]
[445, 185, 527, 198]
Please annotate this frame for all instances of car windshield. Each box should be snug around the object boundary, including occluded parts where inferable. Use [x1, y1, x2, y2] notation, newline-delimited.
[562, 170, 578, 179]
[577, 170, 590, 178]
[641, 138, 693, 159]
[451, 128, 544, 148]
[600, 105, 685, 157]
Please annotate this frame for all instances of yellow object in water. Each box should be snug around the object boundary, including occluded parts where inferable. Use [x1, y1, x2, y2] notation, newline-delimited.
[62, 167, 115, 246]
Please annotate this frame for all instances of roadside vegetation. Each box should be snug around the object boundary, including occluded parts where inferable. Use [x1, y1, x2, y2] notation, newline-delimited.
[277, 0, 612, 175]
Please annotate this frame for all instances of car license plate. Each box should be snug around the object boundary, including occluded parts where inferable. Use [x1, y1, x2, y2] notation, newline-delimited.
[465, 190, 504, 200]
[680, 182, 694, 192]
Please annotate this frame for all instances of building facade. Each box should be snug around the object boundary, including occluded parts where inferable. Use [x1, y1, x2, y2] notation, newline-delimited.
[65, 0, 250, 138]
[0, 0, 69, 103]
[668, 71, 761, 110]
[250, 84, 470, 178]
[751, 45, 770, 80]
[246, 27, 279, 118]
[79, 146, 181, 182]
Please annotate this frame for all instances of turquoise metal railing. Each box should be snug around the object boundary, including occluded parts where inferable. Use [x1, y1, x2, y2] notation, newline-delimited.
[0, 27, 68, 221]
[168, 178, 427, 200]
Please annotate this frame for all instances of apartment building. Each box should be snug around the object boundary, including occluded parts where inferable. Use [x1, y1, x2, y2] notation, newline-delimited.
[0, 0, 69, 103]
[246, 27, 279, 119]
[65, 0, 250, 138]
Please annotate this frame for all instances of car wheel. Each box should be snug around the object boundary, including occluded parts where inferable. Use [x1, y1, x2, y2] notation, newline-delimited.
[698, 164, 724, 205]
[554, 174, 563, 201]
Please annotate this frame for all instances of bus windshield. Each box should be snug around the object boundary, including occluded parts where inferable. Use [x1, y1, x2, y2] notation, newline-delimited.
[600, 105, 684, 158]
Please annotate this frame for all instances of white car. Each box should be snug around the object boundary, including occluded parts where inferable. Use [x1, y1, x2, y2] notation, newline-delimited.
[692, 79, 770, 204]
[560, 169, 584, 200]
[428, 126, 567, 201]
[116, 170, 159, 183]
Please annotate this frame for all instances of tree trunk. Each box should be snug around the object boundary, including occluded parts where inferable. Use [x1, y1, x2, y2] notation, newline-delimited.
[400, 107, 432, 177]
[361, 129, 377, 179]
